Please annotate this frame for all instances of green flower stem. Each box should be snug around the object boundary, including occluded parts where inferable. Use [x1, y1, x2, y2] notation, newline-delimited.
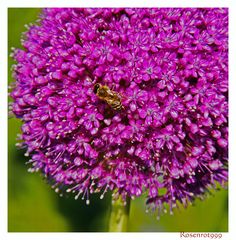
[108, 195, 131, 232]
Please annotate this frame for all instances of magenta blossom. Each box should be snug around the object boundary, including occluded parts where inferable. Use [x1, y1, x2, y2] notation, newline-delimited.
[11, 8, 228, 216]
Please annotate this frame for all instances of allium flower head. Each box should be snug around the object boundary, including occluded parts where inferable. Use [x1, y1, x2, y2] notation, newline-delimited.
[11, 8, 228, 216]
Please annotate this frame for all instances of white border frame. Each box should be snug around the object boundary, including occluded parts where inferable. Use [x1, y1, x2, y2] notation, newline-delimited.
[1, 1, 235, 240]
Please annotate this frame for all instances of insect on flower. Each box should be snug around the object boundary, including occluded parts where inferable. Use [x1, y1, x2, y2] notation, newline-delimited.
[93, 83, 123, 111]
[10, 8, 228, 218]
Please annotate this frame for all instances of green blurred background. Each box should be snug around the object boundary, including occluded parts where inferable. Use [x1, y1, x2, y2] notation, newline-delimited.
[8, 8, 228, 232]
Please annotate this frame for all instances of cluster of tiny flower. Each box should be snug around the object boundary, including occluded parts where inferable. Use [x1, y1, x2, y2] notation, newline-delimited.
[11, 8, 228, 217]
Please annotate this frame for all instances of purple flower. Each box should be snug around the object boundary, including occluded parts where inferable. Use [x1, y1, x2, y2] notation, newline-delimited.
[157, 66, 180, 91]
[140, 57, 161, 82]
[138, 102, 162, 127]
[78, 108, 104, 135]
[125, 84, 149, 112]
[155, 125, 180, 151]
[163, 93, 184, 119]
[11, 8, 228, 216]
